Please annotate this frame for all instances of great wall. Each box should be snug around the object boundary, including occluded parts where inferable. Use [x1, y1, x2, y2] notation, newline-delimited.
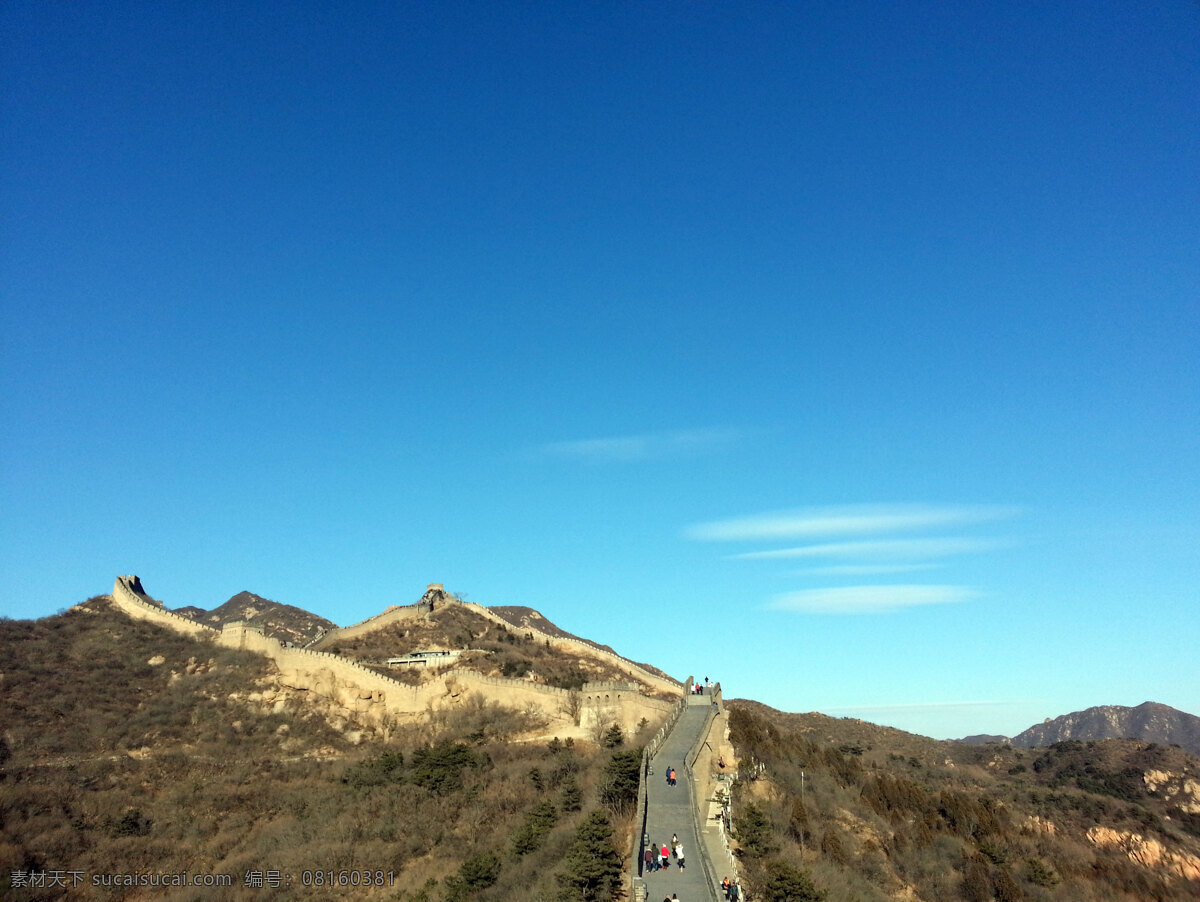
[108, 576, 681, 741]
[109, 575, 737, 899]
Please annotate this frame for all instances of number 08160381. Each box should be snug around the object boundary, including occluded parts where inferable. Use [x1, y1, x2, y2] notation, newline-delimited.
[300, 870, 395, 887]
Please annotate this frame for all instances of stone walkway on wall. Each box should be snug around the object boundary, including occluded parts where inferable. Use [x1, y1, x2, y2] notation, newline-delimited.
[639, 697, 722, 902]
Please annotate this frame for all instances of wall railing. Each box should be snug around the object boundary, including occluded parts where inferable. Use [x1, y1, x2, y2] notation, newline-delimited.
[630, 674, 693, 899]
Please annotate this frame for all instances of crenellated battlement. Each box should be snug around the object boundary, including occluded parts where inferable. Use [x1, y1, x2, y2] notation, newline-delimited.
[107, 576, 678, 739]
[456, 602, 683, 696]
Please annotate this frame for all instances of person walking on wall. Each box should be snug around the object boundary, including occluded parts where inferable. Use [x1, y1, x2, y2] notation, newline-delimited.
[676, 843, 685, 869]
[660, 843, 670, 869]
[644, 845, 656, 873]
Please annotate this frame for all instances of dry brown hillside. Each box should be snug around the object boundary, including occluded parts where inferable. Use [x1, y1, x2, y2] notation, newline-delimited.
[324, 603, 663, 693]
[173, 590, 336, 645]
[0, 598, 649, 902]
[724, 699, 1200, 902]
[488, 606, 676, 683]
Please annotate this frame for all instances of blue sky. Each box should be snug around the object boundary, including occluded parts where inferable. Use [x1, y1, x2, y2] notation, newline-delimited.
[2, 1, 1197, 740]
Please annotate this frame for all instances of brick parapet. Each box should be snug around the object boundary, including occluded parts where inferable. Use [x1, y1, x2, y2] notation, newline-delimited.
[307, 601, 432, 649]
[302, 593, 683, 698]
[107, 576, 675, 737]
[111, 577, 220, 640]
[630, 677, 694, 897]
[459, 602, 684, 697]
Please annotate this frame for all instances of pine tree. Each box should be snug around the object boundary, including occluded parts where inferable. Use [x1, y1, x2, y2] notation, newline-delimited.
[599, 749, 642, 815]
[761, 860, 824, 901]
[560, 776, 583, 812]
[787, 797, 810, 845]
[512, 800, 558, 856]
[444, 852, 501, 901]
[556, 809, 622, 902]
[736, 802, 777, 857]
[601, 723, 624, 748]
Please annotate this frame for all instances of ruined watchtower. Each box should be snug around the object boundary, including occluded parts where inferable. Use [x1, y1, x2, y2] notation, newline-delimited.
[419, 583, 449, 611]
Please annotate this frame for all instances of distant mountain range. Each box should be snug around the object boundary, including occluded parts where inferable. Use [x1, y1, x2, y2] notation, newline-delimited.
[173, 590, 336, 645]
[958, 701, 1200, 756]
[7, 580, 1200, 901]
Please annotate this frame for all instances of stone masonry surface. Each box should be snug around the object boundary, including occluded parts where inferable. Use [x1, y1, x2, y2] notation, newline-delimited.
[110, 576, 678, 739]
[640, 702, 723, 902]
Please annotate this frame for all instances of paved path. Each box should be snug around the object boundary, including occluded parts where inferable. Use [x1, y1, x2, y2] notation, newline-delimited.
[639, 698, 720, 902]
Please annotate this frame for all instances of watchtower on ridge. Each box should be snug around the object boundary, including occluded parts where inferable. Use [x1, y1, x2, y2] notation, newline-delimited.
[420, 582, 450, 611]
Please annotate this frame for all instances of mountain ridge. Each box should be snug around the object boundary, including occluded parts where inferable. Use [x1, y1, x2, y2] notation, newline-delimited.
[486, 604, 675, 683]
[172, 590, 337, 646]
[956, 701, 1200, 757]
[5, 582, 1200, 901]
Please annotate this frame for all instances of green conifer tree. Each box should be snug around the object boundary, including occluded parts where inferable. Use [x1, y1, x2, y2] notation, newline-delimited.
[556, 809, 622, 902]
[761, 860, 824, 901]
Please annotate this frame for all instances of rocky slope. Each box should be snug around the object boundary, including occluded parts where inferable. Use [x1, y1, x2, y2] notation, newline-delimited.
[955, 702, 1200, 757]
[727, 699, 1200, 901]
[488, 604, 676, 682]
[174, 590, 336, 645]
[1012, 702, 1200, 756]
[0, 600, 633, 902]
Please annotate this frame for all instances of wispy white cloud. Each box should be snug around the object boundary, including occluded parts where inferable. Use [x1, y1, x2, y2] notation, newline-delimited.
[687, 504, 1016, 542]
[538, 428, 738, 463]
[732, 537, 1001, 561]
[691, 503, 1014, 614]
[768, 584, 975, 614]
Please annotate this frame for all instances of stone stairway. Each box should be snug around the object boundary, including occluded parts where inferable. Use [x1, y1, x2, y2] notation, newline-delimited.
[637, 694, 722, 902]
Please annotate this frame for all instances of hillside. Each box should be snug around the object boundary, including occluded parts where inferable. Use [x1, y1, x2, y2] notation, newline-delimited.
[1011, 702, 1200, 757]
[173, 590, 336, 646]
[0, 598, 652, 902]
[6, 586, 1200, 902]
[724, 699, 1200, 901]
[323, 601, 664, 694]
[488, 605, 675, 683]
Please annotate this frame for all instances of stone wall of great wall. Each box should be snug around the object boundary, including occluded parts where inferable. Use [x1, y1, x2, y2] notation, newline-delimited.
[305, 600, 433, 648]
[304, 588, 683, 698]
[109, 576, 678, 739]
[456, 601, 684, 697]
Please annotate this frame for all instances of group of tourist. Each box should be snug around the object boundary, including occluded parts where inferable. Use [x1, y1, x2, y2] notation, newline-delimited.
[643, 674, 735, 902]
[643, 834, 685, 872]
[690, 676, 714, 695]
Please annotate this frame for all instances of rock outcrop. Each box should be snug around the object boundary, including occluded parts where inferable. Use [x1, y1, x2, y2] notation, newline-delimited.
[1087, 826, 1200, 881]
[1009, 702, 1200, 756]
